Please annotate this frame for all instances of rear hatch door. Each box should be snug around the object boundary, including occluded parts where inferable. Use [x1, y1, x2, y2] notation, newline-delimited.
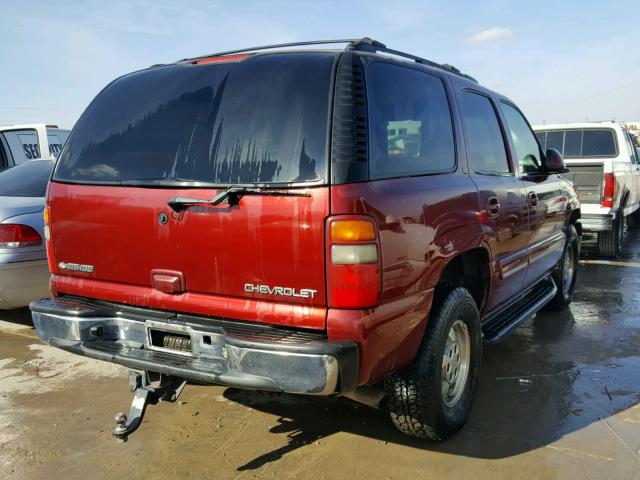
[48, 52, 336, 329]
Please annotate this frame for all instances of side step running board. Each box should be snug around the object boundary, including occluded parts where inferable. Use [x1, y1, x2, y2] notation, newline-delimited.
[482, 277, 557, 343]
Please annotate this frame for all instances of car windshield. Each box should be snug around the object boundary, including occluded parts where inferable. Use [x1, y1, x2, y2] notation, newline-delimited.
[53, 53, 335, 186]
[0, 160, 53, 197]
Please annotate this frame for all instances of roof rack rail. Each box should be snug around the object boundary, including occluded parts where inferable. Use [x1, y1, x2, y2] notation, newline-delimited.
[180, 39, 364, 63]
[179, 37, 477, 83]
[346, 38, 478, 83]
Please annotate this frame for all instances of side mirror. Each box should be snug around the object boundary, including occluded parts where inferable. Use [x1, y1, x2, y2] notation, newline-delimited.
[543, 148, 568, 174]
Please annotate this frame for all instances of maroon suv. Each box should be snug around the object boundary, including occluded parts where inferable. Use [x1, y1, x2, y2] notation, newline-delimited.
[31, 38, 580, 441]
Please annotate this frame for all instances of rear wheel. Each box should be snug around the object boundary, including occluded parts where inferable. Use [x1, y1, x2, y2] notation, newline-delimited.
[549, 225, 579, 309]
[384, 287, 482, 441]
[598, 212, 625, 257]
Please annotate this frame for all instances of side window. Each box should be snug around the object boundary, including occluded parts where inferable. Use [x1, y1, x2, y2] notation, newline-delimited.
[47, 129, 70, 159]
[535, 131, 547, 149]
[367, 62, 455, 178]
[1, 129, 41, 164]
[624, 132, 638, 164]
[459, 92, 510, 174]
[0, 137, 8, 170]
[499, 102, 542, 175]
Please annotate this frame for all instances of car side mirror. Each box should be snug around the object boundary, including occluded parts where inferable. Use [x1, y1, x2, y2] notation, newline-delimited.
[543, 148, 569, 174]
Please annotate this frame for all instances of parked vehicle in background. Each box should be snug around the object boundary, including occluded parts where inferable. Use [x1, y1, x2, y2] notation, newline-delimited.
[30, 38, 580, 442]
[534, 122, 640, 256]
[0, 124, 70, 170]
[0, 160, 53, 309]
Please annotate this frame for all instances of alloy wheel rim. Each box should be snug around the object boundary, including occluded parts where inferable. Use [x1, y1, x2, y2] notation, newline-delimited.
[441, 319, 471, 407]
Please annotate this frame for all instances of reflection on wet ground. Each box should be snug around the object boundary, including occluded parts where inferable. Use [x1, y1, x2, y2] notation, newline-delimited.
[1, 231, 639, 479]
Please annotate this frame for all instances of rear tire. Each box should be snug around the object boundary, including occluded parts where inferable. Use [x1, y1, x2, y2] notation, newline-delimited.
[598, 213, 624, 257]
[549, 225, 579, 309]
[384, 287, 482, 441]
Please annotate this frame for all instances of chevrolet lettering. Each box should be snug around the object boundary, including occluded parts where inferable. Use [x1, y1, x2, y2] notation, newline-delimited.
[244, 283, 318, 299]
[57, 262, 94, 273]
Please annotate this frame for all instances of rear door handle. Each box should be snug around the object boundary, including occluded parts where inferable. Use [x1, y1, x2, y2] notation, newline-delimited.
[486, 196, 501, 217]
[528, 192, 538, 208]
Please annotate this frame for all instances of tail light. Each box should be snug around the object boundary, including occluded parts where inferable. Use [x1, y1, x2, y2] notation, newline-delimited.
[43, 205, 56, 274]
[0, 224, 42, 248]
[195, 54, 250, 65]
[602, 173, 615, 208]
[326, 217, 380, 309]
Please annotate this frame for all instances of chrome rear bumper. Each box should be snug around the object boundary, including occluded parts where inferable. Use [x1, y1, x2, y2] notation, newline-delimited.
[30, 297, 359, 395]
[579, 212, 615, 232]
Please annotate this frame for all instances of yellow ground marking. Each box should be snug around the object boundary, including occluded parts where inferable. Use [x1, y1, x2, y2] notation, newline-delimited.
[579, 259, 640, 268]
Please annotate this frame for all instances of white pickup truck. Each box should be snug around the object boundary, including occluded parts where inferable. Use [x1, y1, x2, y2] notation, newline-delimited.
[534, 122, 640, 256]
[0, 124, 70, 170]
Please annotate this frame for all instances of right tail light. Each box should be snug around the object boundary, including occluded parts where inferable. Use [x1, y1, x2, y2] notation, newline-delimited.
[602, 173, 615, 208]
[326, 217, 381, 309]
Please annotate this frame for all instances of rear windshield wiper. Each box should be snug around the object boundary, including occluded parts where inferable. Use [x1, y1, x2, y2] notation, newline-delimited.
[167, 186, 311, 212]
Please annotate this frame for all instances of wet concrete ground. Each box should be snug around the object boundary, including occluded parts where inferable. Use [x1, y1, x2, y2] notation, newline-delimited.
[1, 233, 639, 479]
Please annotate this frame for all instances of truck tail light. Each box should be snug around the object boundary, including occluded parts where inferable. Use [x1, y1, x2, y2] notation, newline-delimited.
[0, 224, 42, 248]
[602, 173, 615, 208]
[326, 217, 380, 309]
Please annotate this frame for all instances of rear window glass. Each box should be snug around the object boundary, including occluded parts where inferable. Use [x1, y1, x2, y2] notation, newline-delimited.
[54, 53, 335, 185]
[0, 161, 53, 197]
[367, 62, 455, 178]
[536, 129, 617, 157]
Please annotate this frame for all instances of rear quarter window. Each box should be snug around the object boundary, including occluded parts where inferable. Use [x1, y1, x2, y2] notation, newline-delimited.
[367, 62, 455, 179]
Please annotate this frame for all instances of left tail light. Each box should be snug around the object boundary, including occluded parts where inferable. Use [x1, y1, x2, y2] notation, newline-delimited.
[0, 224, 42, 248]
[326, 217, 381, 309]
[43, 205, 56, 275]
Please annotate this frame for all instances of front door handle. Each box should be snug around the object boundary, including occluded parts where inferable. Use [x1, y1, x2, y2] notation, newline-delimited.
[528, 192, 538, 208]
[486, 196, 501, 218]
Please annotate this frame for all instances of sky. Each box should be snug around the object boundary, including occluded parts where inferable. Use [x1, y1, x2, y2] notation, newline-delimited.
[0, 0, 638, 129]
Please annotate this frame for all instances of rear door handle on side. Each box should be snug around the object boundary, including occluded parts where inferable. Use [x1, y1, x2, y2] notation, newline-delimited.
[486, 196, 501, 218]
[528, 192, 538, 208]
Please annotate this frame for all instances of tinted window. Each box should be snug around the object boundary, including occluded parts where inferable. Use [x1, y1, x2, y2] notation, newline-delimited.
[500, 103, 542, 174]
[546, 131, 563, 152]
[0, 160, 53, 197]
[582, 130, 616, 156]
[54, 54, 335, 185]
[459, 92, 510, 174]
[564, 131, 582, 157]
[535, 131, 546, 148]
[367, 63, 455, 178]
[535, 129, 617, 157]
[0, 142, 7, 170]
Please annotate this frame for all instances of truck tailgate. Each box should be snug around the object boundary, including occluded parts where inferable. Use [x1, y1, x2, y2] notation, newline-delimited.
[564, 162, 603, 204]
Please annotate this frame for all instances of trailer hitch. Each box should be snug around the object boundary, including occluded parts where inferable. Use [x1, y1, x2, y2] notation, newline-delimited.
[112, 369, 186, 443]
